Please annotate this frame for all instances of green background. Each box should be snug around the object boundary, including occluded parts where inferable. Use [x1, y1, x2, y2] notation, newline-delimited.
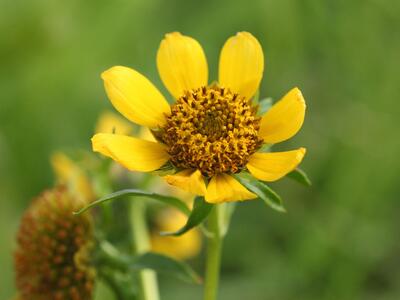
[1, 0, 399, 299]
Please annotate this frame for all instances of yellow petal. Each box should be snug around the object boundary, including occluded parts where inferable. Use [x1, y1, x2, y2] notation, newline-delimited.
[219, 32, 264, 100]
[259, 87, 306, 143]
[91, 133, 169, 172]
[164, 169, 207, 196]
[101, 66, 170, 128]
[157, 32, 208, 99]
[247, 148, 306, 182]
[205, 174, 257, 204]
[95, 111, 133, 135]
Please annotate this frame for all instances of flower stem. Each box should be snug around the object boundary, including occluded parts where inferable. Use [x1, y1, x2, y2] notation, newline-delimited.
[204, 205, 224, 300]
[130, 199, 160, 300]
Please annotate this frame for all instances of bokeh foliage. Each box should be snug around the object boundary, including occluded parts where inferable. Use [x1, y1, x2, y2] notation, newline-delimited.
[1, 0, 400, 299]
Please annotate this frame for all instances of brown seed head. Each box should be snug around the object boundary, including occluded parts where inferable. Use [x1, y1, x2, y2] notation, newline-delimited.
[14, 186, 95, 300]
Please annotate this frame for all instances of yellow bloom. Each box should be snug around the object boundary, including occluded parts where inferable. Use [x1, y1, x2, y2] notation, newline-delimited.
[92, 32, 306, 204]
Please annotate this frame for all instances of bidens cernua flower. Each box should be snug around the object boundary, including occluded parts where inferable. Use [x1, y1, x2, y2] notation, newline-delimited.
[92, 32, 306, 203]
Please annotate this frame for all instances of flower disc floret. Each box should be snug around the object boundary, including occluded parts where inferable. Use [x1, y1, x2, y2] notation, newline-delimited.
[161, 86, 263, 177]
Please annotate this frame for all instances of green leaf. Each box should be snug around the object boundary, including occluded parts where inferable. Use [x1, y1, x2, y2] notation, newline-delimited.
[161, 196, 213, 236]
[235, 176, 286, 213]
[98, 269, 138, 300]
[219, 202, 236, 237]
[257, 97, 273, 116]
[286, 168, 312, 186]
[73, 189, 190, 216]
[132, 252, 202, 284]
[96, 241, 201, 284]
[151, 161, 177, 176]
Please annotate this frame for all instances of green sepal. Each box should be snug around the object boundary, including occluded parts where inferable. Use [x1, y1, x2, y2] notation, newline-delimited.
[257, 143, 272, 153]
[160, 196, 213, 236]
[73, 189, 190, 216]
[286, 168, 312, 186]
[151, 161, 177, 176]
[252, 89, 260, 104]
[257, 97, 273, 116]
[219, 202, 236, 237]
[235, 175, 286, 213]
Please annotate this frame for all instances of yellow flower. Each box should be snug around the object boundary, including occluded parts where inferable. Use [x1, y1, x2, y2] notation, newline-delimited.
[91, 32, 306, 204]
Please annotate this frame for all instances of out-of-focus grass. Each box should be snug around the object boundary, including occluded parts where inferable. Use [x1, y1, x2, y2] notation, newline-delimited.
[1, 0, 400, 299]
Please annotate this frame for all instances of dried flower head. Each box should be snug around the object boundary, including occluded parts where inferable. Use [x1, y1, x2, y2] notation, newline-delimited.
[14, 186, 95, 300]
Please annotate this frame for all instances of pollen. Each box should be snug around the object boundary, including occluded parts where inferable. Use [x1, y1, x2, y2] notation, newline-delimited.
[161, 86, 263, 177]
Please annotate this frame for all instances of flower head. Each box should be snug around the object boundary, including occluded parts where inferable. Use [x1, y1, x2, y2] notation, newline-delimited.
[14, 186, 95, 300]
[92, 32, 306, 203]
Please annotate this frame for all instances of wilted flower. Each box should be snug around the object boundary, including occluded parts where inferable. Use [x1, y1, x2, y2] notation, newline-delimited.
[91, 32, 306, 203]
[14, 186, 95, 300]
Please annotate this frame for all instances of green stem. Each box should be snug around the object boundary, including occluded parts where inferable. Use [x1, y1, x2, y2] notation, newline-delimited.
[130, 199, 160, 300]
[204, 205, 224, 300]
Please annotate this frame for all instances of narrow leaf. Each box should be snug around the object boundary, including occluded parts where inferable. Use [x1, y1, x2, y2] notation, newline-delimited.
[257, 97, 273, 116]
[286, 168, 312, 186]
[133, 252, 202, 284]
[161, 196, 213, 236]
[96, 241, 201, 284]
[236, 176, 286, 213]
[74, 189, 190, 216]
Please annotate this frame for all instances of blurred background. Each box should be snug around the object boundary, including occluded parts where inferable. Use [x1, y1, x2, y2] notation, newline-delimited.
[1, 0, 399, 299]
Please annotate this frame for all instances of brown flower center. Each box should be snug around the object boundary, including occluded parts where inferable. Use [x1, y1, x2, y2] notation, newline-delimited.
[160, 86, 263, 177]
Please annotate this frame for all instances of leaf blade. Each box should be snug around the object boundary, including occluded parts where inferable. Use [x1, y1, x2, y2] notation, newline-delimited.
[161, 196, 213, 236]
[132, 252, 202, 284]
[235, 175, 286, 213]
[96, 241, 201, 284]
[286, 168, 312, 186]
[73, 189, 190, 216]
